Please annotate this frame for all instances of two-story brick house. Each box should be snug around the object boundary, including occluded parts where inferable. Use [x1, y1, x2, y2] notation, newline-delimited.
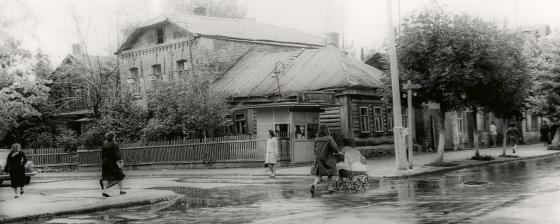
[115, 14, 324, 106]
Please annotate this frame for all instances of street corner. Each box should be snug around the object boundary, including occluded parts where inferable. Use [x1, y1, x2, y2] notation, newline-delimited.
[0, 188, 180, 223]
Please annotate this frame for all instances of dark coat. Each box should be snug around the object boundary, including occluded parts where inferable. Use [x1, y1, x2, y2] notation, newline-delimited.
[540, 124, 550, 142]
[4, 151, 27, 188]
[101, 141, 125, 181]
[311, 135, 340, 177]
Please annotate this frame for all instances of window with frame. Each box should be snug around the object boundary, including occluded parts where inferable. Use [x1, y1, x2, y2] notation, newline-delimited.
[152, 64, 162, 81]
[234, 113, 246, 135]
[359, 107, 371, 133]
[295, 125, 306, 139]
[129, 68, 141, 96]
[373, 107, 384, 132]
[531, 113, 538, 131]
[156, 27, 165, 44]
[275, 124, 290, 139]
[176, 60, 188, 80]
[386, 107, 394, 131]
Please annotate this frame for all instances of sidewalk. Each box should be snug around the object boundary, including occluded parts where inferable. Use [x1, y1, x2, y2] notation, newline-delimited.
[0, 189, 179, 223]
[35, 143, 559, 179]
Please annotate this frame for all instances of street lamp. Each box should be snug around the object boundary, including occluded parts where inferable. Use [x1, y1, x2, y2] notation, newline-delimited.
[272, 62, 285, 98]
[403, 80, 421, 169]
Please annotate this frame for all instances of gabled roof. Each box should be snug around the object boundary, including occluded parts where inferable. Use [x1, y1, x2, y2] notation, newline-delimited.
[212, 46, 383, 98]
[116, 14, 325, 53]
[54, 54, 116, 74]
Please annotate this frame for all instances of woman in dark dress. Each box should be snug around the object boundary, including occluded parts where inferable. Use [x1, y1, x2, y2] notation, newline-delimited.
[4, 143, 27, 198]
[310, 124, 341, 195]
[540, 120, 550, 146]
[101, 131, 126, 197]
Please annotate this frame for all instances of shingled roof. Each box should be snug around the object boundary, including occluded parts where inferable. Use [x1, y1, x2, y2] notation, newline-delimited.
[117, 14, 324, 53]
[212, 46, 383, 98]
[54, 54, 116, 74]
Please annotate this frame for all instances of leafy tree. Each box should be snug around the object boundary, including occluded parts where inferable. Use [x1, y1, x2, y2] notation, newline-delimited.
[525, 37, 560, 147]
[142, 76, 230, 140]
[0, 37, 51, 143]
[80, 91, 148, 148]
[397, 6, 530, 162]
[56, 128, 79, 152]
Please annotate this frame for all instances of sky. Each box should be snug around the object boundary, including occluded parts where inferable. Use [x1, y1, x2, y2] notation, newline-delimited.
[5, 0, 560, 65]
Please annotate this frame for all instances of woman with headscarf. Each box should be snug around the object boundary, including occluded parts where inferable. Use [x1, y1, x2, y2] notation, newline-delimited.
[310, 124, 341, 195]
[100, 131, 126, 197]
[4, 143, 28, 198]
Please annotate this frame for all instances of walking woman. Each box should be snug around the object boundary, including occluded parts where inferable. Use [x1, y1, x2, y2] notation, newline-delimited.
[3, 143, 28, 198]
[101, 131, 126, 197]
[310, 124, 341, 195]
[540, 120, 550, 146]
[264, 129, 279, 178]
[507, 123, 520, 153]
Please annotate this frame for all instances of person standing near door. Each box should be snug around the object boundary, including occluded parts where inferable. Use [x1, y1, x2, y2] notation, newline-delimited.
[264, 129, 279, 178]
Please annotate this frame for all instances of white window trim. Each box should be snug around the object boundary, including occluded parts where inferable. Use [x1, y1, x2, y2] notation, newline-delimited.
[359, 106, 371, 133]
[373, 106, 384, 132]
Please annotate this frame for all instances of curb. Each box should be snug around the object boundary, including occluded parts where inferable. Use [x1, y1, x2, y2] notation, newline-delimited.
[0, 192, 181, 223]
[377, 151, 560, 179]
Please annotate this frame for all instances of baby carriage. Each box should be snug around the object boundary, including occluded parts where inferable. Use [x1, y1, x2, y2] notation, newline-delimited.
[334, 149, 369, 191]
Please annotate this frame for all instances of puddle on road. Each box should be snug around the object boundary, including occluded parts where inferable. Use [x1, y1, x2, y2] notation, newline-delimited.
[42, 156, 560, 224]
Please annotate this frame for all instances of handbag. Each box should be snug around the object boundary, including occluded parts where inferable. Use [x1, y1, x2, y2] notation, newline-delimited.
[116, 160, 124, 169]
[333, 152, 345, 163]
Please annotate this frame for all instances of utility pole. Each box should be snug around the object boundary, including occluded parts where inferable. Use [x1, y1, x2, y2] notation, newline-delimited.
[403, 80, 421, 169]
[386, 0, 407, 170]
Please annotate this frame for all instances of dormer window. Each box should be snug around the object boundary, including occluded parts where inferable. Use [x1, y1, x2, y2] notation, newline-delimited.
[156, 27, 165, 44]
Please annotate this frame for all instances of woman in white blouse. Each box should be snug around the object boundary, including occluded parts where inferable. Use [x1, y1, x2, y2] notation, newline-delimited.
[264, 129, 279, 178]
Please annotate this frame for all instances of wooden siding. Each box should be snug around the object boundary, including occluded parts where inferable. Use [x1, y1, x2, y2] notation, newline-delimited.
[320, 106, 341, 131]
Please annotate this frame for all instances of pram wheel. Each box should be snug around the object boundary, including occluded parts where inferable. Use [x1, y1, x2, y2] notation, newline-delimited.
[343, 178, 352, 190]
[335, 178, 344, 191]
[353, 178, 364, 191]
[362, 177, 369, 189]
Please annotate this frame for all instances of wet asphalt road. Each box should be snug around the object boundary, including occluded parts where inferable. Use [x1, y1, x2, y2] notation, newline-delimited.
[41, 155, 560, 224]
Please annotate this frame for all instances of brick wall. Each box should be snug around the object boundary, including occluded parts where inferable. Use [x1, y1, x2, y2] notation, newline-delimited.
[118, 22, 304, 107]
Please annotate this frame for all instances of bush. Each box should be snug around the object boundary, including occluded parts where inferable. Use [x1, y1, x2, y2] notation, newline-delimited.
[28, 132, 55, 148]
[79, 122, 107, 149]
[56, 128, 79, 152]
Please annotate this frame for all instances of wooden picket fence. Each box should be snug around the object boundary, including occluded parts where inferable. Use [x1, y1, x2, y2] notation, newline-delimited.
[27, 137, 291, 167]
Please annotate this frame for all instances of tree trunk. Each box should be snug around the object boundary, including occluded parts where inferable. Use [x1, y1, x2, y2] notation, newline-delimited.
[451, 111, 459, 151]
[473, 107, 480, 157]
[435, 110, 445, 164]
[502, 119, 508, 155]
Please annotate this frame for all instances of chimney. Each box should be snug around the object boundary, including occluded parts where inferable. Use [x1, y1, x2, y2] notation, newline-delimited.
[72, 43, 82, 55]
[360, 48, 364, 61]
[193, 7, 207, 16]
[325, 32, 340, 48]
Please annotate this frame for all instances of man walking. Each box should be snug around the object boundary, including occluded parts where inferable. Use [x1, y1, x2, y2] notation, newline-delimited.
[489, 121, 498, 147]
